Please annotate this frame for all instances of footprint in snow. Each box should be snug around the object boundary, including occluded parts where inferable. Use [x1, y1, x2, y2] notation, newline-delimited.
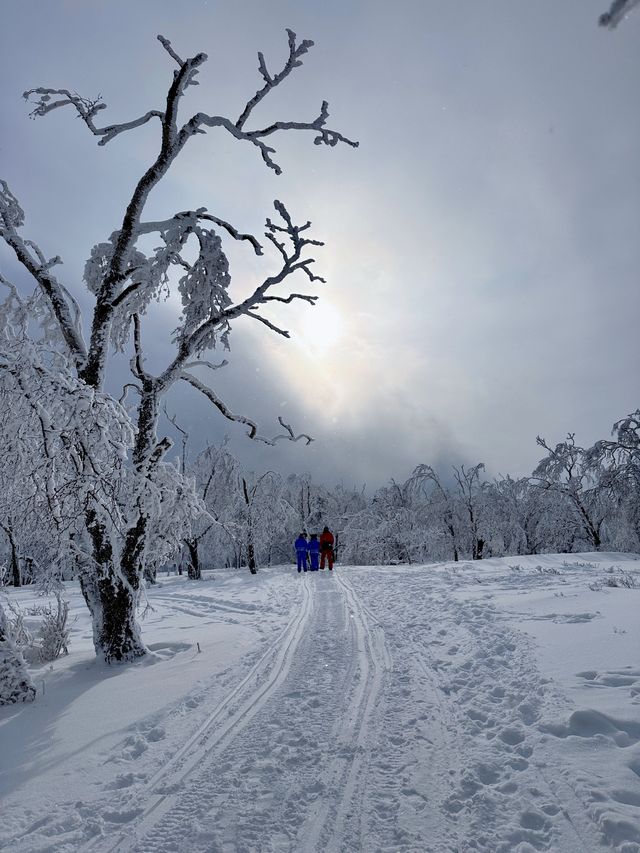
[101, 808, 144, 824]
[499, 726, 526, 746]
[611, 788, 640, 807]
[121, 735, 147, 759]
[541, 709, 640, 747]
[104, 772, 147, 790]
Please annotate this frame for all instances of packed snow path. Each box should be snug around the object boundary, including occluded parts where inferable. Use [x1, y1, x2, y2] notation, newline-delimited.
[2, 556, 640, 852]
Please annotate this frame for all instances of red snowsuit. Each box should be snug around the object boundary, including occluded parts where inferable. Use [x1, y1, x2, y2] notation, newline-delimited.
[319, 529, 335, 570]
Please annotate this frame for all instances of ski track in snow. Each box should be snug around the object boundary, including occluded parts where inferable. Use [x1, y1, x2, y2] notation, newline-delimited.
[96, 572, 390, 853]
[89, 577, 315, 853]
[4, 556, 640, 852]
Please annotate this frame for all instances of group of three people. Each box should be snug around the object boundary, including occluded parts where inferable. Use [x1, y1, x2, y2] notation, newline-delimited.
[294, 526, 335, 572]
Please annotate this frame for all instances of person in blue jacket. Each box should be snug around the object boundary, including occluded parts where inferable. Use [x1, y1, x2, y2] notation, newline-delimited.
[308, 533, 321, 571]
[294, 533, 309, 572]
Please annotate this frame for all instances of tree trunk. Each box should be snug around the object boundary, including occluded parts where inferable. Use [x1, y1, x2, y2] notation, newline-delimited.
[9, 533, 20, 588]
[247, 540, 257, 574]
[80, 509, 146, 664]
[186, 538, 201, 580]
[78, 387, 163, 662]
[445, 521, 459, 562]
[242, 477, 258, 574]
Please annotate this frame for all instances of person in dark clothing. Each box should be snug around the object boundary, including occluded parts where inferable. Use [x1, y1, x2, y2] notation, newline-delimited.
[294, 533, 309, 572]
[319, 526, 335, 571]
[308, 534, 320, 571]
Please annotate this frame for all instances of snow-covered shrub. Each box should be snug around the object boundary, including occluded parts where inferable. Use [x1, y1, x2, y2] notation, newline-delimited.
[0, 603, 35, 704]
[38, 593, 70, 661]
[603, 568, 638, 589]
[4, 599, 33, 649]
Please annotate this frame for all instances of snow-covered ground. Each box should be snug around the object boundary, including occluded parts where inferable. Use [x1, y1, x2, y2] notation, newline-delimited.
[1, 553, 640, 853]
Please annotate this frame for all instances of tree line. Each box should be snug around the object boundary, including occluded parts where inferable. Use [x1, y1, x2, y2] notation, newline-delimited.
[150, 410, 640, 576]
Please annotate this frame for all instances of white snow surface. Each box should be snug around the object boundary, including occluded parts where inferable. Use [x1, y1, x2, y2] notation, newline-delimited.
[2, 553, 640, 853]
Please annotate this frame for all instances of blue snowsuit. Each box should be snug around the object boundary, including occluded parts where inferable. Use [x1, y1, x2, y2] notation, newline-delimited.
[308, 537, 320, 571]
[295, 536, 308, 572]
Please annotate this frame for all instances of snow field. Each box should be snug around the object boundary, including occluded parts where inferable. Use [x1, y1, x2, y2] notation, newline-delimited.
[1, 554, 640, 852]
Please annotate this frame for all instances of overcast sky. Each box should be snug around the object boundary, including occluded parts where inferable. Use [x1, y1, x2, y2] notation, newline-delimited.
[1, 0, 638, 488]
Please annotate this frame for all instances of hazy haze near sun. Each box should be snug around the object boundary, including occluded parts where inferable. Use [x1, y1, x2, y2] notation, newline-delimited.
[1, 0, 638, 486]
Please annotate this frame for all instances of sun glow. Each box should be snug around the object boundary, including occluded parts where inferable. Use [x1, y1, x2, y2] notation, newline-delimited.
[292, 301, 346, 357]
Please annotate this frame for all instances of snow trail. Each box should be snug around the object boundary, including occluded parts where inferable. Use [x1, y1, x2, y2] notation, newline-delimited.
[346, 567, 607, 852]
[91, 575, 314, 852]
[4, 557, 640, 853]
[109, 571, 388, 853]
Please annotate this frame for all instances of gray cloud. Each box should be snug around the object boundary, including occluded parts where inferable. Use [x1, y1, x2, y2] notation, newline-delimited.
[1, 0, 638, 488]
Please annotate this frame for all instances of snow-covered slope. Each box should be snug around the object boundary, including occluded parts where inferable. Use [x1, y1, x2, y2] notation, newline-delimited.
[1, 554, 639, 852]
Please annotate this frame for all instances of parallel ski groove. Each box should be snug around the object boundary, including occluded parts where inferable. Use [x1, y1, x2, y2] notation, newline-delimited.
[89, 577, 313, 853]
[296, 571, 388, 853]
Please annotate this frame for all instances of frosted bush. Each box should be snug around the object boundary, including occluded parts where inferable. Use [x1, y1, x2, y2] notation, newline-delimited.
[0, 603, 35, 704]
[38, 593, 70, 661]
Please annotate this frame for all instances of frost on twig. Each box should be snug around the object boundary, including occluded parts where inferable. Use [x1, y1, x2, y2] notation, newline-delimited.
[599, 0, 640, 27]
[16, 29, 356, 389]
[22, 29, 358, 174]
[0, 181, 86, 368]
[180, 372, 312, 446]
[22, 87, 164, 147]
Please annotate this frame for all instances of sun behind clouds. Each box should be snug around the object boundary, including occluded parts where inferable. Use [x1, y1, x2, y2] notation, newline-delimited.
[292, 300, 346, 358]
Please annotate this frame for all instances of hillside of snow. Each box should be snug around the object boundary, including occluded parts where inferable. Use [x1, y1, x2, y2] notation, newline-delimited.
[1, 553, 640, 852]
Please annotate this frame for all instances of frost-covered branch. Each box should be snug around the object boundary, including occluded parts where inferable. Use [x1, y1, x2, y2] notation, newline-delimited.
[148, 201, 324, 374]
[18, 31, 355, 388]
[245, 311, 290, 338]
[118, 383, 141, 405]
[22, 87, 165, 146]
[182, 358, 228, 372]
[163, 405, 189, 474]
[262, 292, 318, 306]
[180, 372, 312, 445]
[236, 28, 313, 129]
[599, 0, 640, 27]
[0, 181, 86, 369]
[179, 372, 273, 443]
[207, 200, 324, 333]
[130, 314, 151, 382]
[137, 209, 263, 256]
[271, 416, 313, 445]
[175, 29, 358, 175]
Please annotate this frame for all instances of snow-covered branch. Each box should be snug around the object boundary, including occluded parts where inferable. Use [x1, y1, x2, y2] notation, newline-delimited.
[271, 416, 313, 445]
[236, 28, 314, 129]
[209, 200, 325, 331]
[137, 209, 263, 256]
[17, 31, 355, 389]
[23, 86, 165, 147]
[0, 181, 86, 369]
[180, 372, 312, 445]
[175, 29, 358, 175]
[130, 314, 150, 382]
[599, 0, 640, 27]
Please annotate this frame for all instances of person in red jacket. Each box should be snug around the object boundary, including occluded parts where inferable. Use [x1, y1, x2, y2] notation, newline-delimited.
[319, 526, 335, 571]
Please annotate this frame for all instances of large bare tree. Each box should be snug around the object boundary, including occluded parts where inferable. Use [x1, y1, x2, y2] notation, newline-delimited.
[0, 30, 357, 662]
